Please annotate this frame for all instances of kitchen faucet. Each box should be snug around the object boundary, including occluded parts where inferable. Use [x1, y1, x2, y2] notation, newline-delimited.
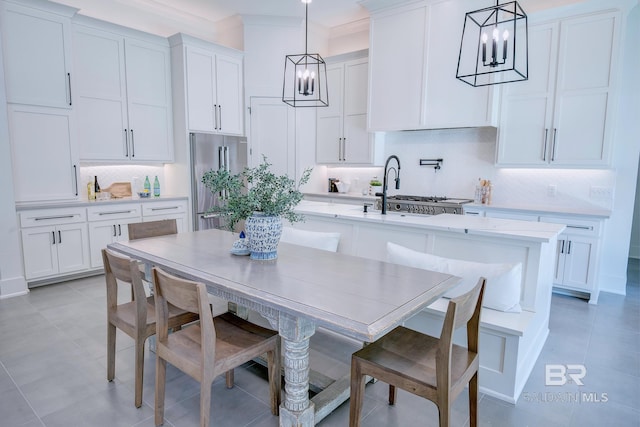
[376, 155, 401, 215]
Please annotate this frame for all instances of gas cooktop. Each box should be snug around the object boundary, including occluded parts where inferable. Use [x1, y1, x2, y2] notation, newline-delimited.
[376, 194, 473, 215]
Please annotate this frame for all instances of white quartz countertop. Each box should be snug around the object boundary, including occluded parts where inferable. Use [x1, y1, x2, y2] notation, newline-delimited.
[295, 201, 566, 242]
[465, 202, 611, 219]
[15, 195, 188, 211]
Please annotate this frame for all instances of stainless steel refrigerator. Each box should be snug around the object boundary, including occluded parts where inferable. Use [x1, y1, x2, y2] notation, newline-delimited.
[190, 133, 247, 231]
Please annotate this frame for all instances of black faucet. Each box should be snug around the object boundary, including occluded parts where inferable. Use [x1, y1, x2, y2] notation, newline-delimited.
[375, 155, 401, 215]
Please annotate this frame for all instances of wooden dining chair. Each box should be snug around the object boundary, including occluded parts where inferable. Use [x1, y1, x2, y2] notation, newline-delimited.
[349, 277, 486, 427]
[127, 219, 177, 240]
[152, 267, 281, 427]
[102, 248, 199, 408]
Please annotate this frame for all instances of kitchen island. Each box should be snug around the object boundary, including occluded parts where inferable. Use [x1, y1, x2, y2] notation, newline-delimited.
[290, 201, 566, 403]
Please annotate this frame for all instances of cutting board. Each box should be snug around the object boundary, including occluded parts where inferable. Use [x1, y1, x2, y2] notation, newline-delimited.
[104, 182, 132, 198]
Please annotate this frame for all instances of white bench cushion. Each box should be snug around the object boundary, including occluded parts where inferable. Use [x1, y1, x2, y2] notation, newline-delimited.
[281, 227, 341, 252]
[386, 242, 523, 313]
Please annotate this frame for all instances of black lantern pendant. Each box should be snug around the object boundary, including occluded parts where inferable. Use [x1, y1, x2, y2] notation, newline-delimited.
[456, 1, 528, 87]
[282, 0, 329, 107]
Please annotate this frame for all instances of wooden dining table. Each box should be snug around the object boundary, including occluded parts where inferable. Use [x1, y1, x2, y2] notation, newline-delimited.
[108, 228, 460, 426]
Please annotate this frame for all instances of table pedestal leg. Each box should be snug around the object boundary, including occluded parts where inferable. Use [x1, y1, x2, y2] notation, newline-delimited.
[279, 313, 316, 427]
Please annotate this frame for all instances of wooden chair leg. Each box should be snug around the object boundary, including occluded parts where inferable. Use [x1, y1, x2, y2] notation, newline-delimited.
[438, 401, 451, 427]
[267, 344, 281, 415]
[469, 372, 478, 427]
[225, 369, 234, 389]
[349, 358, 367, 427]
[155, 357, 167, 426]
[199, 380, 212, 427]
[388, 384, 397, 405]
[134, 338, 145, 408]
[106, 322, 116, 381]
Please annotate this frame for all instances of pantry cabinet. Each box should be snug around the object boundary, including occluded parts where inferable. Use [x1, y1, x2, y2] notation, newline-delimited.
[19, 208, 89, 281]
[73, 19, 173, 162]
[365, 0, 494, 131]
[317, 54, 372, 164]
[497, 10, 620, 167]
[8, 105, 79, 202]
[0, 0, 75, 108]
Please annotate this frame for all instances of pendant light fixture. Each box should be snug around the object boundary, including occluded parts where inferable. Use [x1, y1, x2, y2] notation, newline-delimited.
[456, 1, 528, 87]
[282, 0, 329, 107]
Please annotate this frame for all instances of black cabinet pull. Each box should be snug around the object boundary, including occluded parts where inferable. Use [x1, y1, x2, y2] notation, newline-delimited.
[218, 105, 222, 130]
[72, 164, 78, 196]
[113, 225, 117, 237]
[130, 129, 135, 157]
[124, 129, 129, 157]
[560, 240, 565, 254]
[52, 231, 56, 245]
[67, 73, 72, 106]
[118, 224, 122, 236]
[58, 230, 62, 244]
[567, 241, 572, 255]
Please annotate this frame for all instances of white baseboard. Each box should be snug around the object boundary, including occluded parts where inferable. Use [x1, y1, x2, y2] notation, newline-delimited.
[0, 275, 29, 299]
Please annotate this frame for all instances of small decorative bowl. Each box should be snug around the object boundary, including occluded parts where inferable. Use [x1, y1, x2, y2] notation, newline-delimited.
[138, 192, 151, 198]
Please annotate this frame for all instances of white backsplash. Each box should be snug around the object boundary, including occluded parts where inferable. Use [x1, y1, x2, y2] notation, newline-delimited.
[80, 164, 165, 200]
[310, 127, 615, 210]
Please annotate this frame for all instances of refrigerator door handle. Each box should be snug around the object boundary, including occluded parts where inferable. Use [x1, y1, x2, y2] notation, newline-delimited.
[224, 146, 230, 172]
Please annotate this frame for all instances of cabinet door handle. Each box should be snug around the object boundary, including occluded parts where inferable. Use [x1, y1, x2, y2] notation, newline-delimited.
[118, 224, 122, 236]
[542, 128, 548, 161]
[98, 210, 133, 216]
[124, 129, 129, 157]
[559, 239, 565, 254]
[113, 224, 117, 237]
[35, 215, 75, 221]
[338, 138, 342, 161]
[566, 225, 593, 231]
[567, 240, 572, 255]
[213, 104, 218, 130]
[343, 137, 347, 162]
[58, 230, 62, 244]
[218, 105, 222, 130]
[551, 128, 558, 162]
[52, 231, 56, 245]
[130, 130, 135, 157]
[67, 73, 72, 106]
[73, 164, 78, 196]
[151, 206, 179, 211]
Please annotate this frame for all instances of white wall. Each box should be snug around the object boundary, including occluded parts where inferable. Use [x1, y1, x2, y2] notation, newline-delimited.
[0, 30, 28, 298]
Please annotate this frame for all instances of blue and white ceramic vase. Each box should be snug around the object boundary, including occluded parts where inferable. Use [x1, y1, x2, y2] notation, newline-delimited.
[245, 212, 283, 260]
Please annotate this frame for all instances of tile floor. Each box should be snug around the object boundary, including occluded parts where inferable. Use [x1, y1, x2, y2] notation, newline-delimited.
[1, 259, 638, 427]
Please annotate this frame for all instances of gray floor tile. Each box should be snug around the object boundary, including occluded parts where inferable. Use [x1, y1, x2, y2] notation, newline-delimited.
[0, 260, 638, 426]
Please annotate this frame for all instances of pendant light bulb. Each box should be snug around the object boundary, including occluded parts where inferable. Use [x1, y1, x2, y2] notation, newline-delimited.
[503, 29, 509, 41]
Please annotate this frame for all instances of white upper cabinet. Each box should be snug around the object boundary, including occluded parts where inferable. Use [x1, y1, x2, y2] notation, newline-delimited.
[8, 104, 79, 202]
[317, 55, 373, 164]
[73, 20, 173, 162]
[185, 45, 243, 135]
[497, 10, 620, 167]
[0, 0, 75, 108]
[365, 0, 494, 131]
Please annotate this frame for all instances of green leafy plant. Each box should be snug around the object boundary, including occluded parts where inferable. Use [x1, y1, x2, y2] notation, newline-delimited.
[202, 156, 312, 231]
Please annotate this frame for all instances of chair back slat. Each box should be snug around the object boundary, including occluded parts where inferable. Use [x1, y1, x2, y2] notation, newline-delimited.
[102, 248, 147, 311]
[450, 277, 485, 331]
[128, 219, 177, 241]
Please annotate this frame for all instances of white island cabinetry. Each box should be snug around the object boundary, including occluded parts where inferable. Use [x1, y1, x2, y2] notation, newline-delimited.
[19, 207, 89, 281]
[141, 199, 188, 232]
[290, 201, 565, 403]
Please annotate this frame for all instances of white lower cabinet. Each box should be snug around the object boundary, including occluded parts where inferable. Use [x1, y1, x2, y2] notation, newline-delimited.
[19, 208, 89, 281]
[142, 200, 188, 232]
[87, 203, 141, 268]
[540, 216, 602, 303]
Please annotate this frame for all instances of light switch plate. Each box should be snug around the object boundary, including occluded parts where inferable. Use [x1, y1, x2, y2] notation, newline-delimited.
[590, 186, 613, 200]
[547, 184, 557, 197]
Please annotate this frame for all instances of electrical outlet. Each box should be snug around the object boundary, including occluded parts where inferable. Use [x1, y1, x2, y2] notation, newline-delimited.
[547, 184, 557, 197]
[590, 186, 613, 200]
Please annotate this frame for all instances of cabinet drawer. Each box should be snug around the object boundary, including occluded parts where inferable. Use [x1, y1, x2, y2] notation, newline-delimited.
[19, 208, 86, 228]
[142, 200, 187, 217]
[539, 216, 601, 237]
[87, 204, 141, 222]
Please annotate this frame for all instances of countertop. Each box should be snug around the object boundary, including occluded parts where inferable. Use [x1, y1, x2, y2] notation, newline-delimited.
[295, 201, 566, 243]
[465, 202, 611, 219]
[15, 195, 188, 211]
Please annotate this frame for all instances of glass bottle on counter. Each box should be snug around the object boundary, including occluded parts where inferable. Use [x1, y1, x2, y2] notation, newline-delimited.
[144, 176, 151, 194]
[94, 176, 100, 195]
[153, 176, 160, 197]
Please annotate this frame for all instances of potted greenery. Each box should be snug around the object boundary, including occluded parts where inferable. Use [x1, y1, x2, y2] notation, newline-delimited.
[202, 156, 312, 260]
